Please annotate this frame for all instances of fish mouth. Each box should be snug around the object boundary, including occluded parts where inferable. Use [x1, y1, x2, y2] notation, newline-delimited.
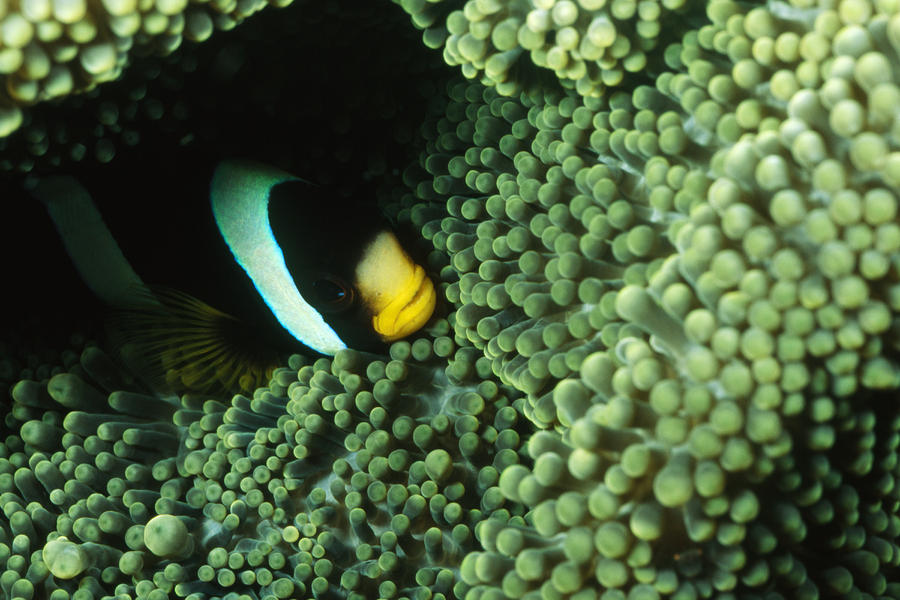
[371, 264, 436, 342]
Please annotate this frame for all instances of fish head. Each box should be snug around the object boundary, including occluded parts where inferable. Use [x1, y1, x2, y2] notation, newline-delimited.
[266, 177, 436, 352]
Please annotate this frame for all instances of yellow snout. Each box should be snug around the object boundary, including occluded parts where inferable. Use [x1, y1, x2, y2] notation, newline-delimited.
[371, 263, 436, 341]
[355, 231, 437, 342]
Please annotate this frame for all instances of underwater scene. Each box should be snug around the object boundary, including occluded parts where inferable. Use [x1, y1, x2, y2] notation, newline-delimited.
[2, 0, 900, 598]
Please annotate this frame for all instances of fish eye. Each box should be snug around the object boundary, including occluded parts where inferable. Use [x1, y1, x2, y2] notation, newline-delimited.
[311, 276, 354, 311]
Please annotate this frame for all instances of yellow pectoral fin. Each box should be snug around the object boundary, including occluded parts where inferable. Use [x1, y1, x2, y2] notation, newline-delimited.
[356, 231, 437, 342]
[371, 264, 437, 341]
[108, 287, 279, 394]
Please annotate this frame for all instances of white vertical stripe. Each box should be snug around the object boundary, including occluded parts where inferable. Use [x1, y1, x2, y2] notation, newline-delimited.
[33, 176, 157, 309]
[210, 160, 347, 355]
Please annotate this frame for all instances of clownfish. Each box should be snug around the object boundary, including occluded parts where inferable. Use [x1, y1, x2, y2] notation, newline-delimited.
[33, 160, 436, 392]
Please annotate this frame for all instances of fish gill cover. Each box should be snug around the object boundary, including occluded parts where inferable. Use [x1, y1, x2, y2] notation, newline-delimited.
[2, 0, 900, 599]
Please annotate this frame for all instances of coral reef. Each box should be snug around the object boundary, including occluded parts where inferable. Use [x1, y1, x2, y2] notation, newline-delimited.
[398, 0, 691, 97]
[396, 0, 900, 595]
[0, 1, 438, 180]
[1, 330, 528, 599]
[0, 0, 290, 137]
[4, 0, 900, 598]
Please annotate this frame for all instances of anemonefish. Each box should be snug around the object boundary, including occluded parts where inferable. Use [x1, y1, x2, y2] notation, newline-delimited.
[33, 160, 436, 392]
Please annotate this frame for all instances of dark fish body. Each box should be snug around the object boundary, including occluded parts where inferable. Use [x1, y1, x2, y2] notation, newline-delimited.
[34, 160, 436, 392]
[88, 166, 389, 353]
[99, 172, 296, 350]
